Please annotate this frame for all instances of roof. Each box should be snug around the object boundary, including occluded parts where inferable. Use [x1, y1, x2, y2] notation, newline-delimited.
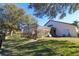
[44, 20, 76, 27]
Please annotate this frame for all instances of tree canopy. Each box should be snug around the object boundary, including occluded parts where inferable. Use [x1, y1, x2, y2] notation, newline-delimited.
[21, 14, 37, 25]
[0, 4, 37, 34]
[0, 4, 25, 30]
[72, 20, 79, 27]
[28, 3, 79, 19]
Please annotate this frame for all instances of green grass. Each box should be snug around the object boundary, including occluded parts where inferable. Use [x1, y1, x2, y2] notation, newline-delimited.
[1, 36, 79, 56]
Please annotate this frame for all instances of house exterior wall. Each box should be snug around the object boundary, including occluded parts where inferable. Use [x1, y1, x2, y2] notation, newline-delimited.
[45, 20, 77, 37]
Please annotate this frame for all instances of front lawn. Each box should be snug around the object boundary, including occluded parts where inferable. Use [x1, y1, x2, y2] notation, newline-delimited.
[0, 36, 79, 56]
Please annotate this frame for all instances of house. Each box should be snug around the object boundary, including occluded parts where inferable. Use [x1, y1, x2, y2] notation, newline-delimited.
[44, 20, 78, 37]
[19, 23, 28, 33]
[19, 23, 37, 38]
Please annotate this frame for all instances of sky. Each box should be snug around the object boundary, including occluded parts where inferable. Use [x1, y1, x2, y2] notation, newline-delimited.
[15, 3, 79, 26]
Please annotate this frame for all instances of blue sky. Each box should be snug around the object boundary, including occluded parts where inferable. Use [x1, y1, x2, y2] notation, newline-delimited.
[16, 3, 79, 26]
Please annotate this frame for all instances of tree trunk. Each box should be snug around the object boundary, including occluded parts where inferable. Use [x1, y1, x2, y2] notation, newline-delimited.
[11, 30, 13, 36]
[0, 38, 2, 49]
[9, 28, 13, 36]
[0, 32, 5, 49]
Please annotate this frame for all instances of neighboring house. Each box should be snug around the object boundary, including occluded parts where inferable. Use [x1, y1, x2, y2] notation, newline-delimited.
[19, 23, 28, 33]
[19, 23, 37, 34]
[20, 23, 37, 39]
[44, 20, 78, 37]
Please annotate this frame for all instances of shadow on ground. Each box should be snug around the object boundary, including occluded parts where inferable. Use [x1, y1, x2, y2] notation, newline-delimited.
[0, 48, 12, 56]
[14, 40, 75, 56]
[1, 39, 79, 56]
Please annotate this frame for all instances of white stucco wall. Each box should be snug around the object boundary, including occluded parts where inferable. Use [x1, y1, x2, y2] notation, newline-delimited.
[45, 20, 77, 37]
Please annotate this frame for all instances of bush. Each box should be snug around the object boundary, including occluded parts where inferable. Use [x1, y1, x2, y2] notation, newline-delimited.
[37, 28, 50, 38]
[6, 32, 22, 40]
[22, 31, 37, 39]
[77, 32, 79, 37]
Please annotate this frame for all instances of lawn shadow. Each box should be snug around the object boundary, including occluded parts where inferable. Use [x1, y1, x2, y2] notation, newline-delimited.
[2, 39, 77, 56]
[15, 40, 75, 56]
[0, 48, 12, 56]
[62, 45, 79, 48]
[4, 39, 28, 48]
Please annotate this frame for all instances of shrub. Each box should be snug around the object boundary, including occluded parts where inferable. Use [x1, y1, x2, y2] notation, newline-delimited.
[37, 28, 50, 38]
[67, 32, 71, 37]
[6, 32, 22, 40]
[77, 32, 79, 37]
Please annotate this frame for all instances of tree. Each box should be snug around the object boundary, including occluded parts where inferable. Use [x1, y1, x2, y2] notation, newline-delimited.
[22, 14, 37, 25]
[0, 4, 38, 48]
[0, 4, 38, 40]
[72, 20, 79, 27]
[21, 14, 38, 39]
[0, 4, 25, 48]
[28, 3, 79, 19]
[0, 4, 25, 36]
